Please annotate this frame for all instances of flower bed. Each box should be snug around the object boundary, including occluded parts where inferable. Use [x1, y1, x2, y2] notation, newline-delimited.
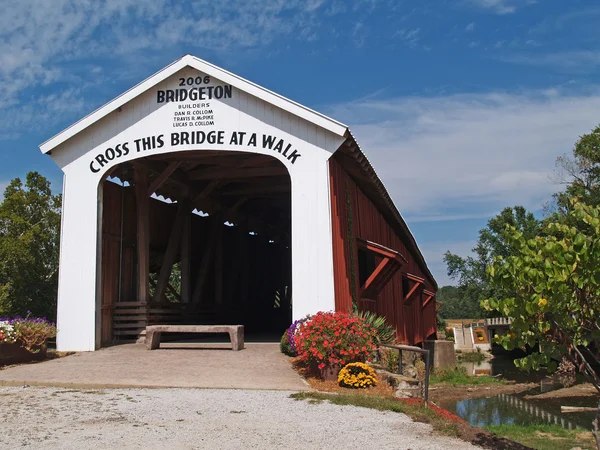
[293, 311, 377, 378]
[0, 316, 56, 365]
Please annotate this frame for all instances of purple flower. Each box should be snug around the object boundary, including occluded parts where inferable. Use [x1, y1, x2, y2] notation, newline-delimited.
[286, 315, 311, 355]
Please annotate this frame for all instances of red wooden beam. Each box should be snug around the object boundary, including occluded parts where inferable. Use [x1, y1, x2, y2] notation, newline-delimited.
[421, 291, 435, 309]
[360, 258, 392, 299]
[356, 238, 408, 264]
[403, 281, 422, 306]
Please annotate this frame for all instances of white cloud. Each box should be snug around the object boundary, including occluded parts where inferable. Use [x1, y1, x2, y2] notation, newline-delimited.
[327, 88, 600, 222]
[0, 0, 333, 138]
[394, 28, 421, 48]
[418, 240, 477, 286]
[467, 0, 534, 15]
[499, 51, 600, 71]
[465, 22, 475, 32]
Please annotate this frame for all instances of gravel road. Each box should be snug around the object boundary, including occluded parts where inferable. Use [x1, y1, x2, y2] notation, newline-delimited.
[0, 386, 479, 449]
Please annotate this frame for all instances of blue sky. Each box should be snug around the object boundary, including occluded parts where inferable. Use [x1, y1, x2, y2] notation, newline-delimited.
[1, 0, 599, 286]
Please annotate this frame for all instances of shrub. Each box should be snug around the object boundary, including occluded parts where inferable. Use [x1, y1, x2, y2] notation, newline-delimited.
[356, 311, 396, 345]
[280, 316, 311, 357]
[0, 316, 56, 353]
[294, 311, 377, 374]
[280, 331, 293, 356]
[378, 347, 400, 373]
[338, 362, 377, 388]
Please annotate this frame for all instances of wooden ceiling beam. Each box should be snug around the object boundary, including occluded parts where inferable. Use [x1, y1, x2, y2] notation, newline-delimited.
[188, 166, 286, 181]
[220, 184, 291, 196]
[148, 161, 182, 196]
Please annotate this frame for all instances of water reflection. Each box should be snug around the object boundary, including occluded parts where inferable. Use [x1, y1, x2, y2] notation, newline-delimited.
[443, 394, 596, 430]
[458, 355, 547, 383]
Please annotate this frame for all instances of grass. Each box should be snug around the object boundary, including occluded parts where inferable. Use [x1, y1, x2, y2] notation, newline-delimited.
[457, 350, 487, 364]
[430, 365, 502, 386]
[484, 423, 596, 450]
[290, 391, 460, 437]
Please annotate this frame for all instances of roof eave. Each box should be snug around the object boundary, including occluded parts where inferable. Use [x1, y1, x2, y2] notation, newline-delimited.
[340, 129, 438, 290]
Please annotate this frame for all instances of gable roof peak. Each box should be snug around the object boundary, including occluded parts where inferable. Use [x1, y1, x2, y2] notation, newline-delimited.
[40, 54, 347, 154]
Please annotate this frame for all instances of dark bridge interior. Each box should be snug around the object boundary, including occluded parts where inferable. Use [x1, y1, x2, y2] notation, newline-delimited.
[99, 151, 292, 345]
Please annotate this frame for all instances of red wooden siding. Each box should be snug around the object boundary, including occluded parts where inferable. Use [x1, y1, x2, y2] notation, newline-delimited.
[329, 158, 437, 345]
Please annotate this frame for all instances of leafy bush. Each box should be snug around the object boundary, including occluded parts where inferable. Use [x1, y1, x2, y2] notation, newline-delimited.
[457, 350, 486, 363]
[280, 316, 311, 357]
[338, 362, 377, 388]
[378, 347, 400, 373]
[356, 311, 396, 345]
[0, 315, 56, 352]
[430, 364, 500, 385]
[294, 311, 377, 374]
[280, 331, 293, 356]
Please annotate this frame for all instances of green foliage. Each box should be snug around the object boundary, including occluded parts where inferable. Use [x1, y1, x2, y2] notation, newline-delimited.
[356, 310, 396, 345]
[430, 365, 500, 385]
[441, 207, 541, 319]
[484, 423, 596, 450]
[378, 347, 400, 373]
[0, 173, 61, 320]
[280, 330, 294, 356]
[457, 350, 486, 364]
[484, 199, 600, 374]
[10, 317, 57, 352]
[547, 124, 600, 221]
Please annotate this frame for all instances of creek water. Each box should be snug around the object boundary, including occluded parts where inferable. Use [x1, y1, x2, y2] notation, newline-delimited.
[439, 355, 598, 430]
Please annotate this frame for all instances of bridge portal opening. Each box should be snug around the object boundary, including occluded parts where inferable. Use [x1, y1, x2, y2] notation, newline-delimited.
[98, 151, 292, 346]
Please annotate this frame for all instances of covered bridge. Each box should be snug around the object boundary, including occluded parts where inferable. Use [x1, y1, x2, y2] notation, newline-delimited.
[40, 55, 438, 351]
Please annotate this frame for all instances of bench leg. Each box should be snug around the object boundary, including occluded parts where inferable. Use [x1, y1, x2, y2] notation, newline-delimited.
[229, 327, 244, 351]
[146, 331, 161, 350]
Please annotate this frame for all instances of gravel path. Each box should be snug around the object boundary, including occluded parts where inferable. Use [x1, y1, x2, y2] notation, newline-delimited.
[0, 386, 479, 449]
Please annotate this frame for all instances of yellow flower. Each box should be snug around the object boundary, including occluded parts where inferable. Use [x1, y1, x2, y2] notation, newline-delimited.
[538, 298, 547, 307]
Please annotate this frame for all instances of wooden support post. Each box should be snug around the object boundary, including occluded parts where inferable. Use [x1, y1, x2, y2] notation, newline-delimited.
[240, 230, 250, 304]
[180, 199, 191, 304]
[225, 228, 244, 306]
[134, 166, 150, 304]
[191, 215, 222, 304]
[152, 201, 187, 304]
[215, 224, 224, 307]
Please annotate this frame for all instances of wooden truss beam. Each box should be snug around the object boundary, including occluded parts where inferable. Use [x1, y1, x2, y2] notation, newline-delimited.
[188, 166, 286, 181]
[131, 160, 290, 239]
[357, 238, 405, 300]
[421, 289, 435, 309]
[134, 166, 150, 304]
[152, 200, 188, 304]
[180, 198, 191, 304]
[404, 273, 425, 307]
[148, 161, 182, 196]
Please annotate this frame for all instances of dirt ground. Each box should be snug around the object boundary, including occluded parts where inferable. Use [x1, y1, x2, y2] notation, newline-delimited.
[430, 382, 537, 403]
[524, 382, 600, 400]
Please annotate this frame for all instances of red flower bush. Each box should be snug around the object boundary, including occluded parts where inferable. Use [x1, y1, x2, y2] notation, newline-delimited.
[293, 311, 377, 375]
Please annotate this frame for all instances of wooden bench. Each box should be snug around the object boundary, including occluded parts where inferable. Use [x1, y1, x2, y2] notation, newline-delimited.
[145, 325, 244, 351]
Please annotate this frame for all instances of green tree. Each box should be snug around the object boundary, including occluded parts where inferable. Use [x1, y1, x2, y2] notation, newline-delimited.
[442, 206, 541, 319]
[484, 199, 600, 375]
[547, 124, 600, 220]
[484, 199, 600, 447]
[0, 172, 61, 320]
